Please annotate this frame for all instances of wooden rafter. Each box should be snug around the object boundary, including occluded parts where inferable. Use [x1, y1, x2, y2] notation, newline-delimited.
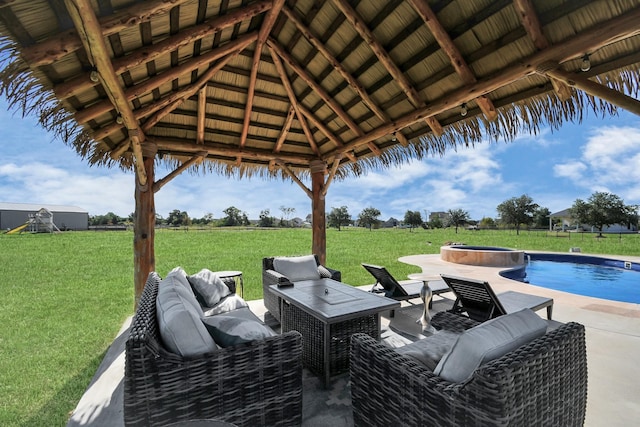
[196, 87, 206, 144]
[322, 154, 343, 197]
[513, 0, 573, 101]
[328, 7, 640, 157]
[537, 62, 640, 116]
[239, 0, 285, 150]
[275, 160, 313, 198]
[53, 3, 269, 101]
[75, 33, 256, 127]
[331, 0, 444, 136]
[274, 106, 295, 153]
[153, 152, 207, 193]
[63, 0, 147, 185]
[409, 0, 498, 121]
[268, 46, 322, 158]
[283, 4, 403, 150]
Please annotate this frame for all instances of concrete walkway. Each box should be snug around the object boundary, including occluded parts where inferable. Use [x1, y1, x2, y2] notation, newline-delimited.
[68, 252, 640, 426]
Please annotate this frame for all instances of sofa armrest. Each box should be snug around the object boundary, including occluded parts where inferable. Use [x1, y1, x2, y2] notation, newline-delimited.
[324, 266, 341, 282]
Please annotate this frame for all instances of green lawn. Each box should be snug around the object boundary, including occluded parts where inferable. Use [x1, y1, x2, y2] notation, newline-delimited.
[1, 227, 638, 425]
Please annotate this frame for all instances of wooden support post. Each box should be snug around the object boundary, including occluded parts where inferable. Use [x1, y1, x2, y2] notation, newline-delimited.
[310, 160, 327, 265]
[133, 152, 156, 307]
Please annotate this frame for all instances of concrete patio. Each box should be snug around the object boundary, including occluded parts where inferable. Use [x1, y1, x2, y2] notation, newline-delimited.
[68, 253, 640, 426]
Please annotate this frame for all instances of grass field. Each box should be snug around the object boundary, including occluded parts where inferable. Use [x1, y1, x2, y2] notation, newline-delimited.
[1, 227, 638, 425]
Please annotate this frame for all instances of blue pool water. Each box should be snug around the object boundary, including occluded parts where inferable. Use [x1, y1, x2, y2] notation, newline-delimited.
[500, 253, 640, 304]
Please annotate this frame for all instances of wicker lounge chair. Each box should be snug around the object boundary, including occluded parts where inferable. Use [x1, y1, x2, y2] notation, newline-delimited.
[124, 272, 303, 426]
[262, 255, 341, 322]
[350, 311, 587, 427]
[441, 274, 554, 321]
[362, 263, 450, 303]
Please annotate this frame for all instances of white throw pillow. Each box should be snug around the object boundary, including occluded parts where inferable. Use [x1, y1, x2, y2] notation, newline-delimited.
[273, 255, 321, 281]
[434, 308, 547, 383]
[187, 268, 231, 307]
[202, 294, 249, 316]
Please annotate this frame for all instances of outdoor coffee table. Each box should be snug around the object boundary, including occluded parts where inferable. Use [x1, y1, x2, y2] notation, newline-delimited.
[270, 278, 399, 387]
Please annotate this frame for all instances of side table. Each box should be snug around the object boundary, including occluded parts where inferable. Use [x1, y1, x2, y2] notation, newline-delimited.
[214, 270, 244, 297]
[407, 273, 440, 334]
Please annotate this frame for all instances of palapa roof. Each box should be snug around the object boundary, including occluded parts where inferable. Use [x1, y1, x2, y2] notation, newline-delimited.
[0, 0, 639, 186]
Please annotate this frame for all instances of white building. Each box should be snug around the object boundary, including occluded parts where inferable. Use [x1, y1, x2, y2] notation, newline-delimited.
[0, 202, 89, 231]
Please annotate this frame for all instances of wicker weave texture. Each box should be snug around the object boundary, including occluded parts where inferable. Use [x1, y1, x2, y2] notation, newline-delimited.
[350, 311, 587, 427]
[124, 273, 303, 426]
[281, 301, 378, 378]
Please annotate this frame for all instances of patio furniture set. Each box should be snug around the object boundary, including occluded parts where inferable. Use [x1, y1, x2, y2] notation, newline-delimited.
[124, 254, 587, 427]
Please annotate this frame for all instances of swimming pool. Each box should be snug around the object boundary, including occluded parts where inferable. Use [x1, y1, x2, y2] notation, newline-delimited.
[500, 253, 640, 304]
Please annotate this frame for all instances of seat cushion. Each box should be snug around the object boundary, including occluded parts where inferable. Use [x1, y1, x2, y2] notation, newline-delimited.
[202, 307, 276, 347]
[396, 330, 460, 371]
[156, 272, 217, 357]
[273, 255, 321, 281]
[434, 308, 547, 383]
[187, 268, 231, 307]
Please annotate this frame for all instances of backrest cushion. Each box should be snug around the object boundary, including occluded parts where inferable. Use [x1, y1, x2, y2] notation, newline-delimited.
[156, 270, 217, 357]
[396, 330, 460, 371]
[434, 308, 547, 383]
[187, 268, 231, 307]
[201, 307, 276, 347]
[273, 255, 321, 281]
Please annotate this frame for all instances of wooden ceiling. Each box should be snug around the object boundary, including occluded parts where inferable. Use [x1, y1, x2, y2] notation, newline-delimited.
[1, 0, 639, 187]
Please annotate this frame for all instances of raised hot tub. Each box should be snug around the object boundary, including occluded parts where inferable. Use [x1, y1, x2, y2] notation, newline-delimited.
[440, 245, 525, 267]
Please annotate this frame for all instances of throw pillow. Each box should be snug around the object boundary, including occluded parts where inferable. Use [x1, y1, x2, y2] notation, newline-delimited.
[318, 265, 333, 278]
[202, 308, 276, 347]
[187, 269, 231, 307]
[273, 255, 321, 281]
[396, 330, 460, 371]
[434, 308, 547, 383]
[156, 276, 217, 357]
[202, 294, 249, 316]
[159, 269, 202, 315]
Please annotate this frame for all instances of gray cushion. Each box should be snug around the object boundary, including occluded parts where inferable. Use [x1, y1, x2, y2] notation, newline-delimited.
[156, 274, 217, 357]
[434, 308, 547, 383]
[201, 308, 276, 347]
[273, 255, 321, 281]
[202, 294, 249, 316]
[187, 268, 231, 307]
[396, 330, 460, 371]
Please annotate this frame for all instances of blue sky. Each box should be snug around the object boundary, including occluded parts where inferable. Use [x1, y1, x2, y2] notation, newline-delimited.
[1, 96, 639, 222]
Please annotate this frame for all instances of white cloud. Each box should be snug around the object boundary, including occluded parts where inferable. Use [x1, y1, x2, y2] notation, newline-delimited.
[553, 161, 587, 179]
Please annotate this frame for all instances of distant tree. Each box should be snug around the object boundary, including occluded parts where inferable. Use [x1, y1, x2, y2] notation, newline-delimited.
[429, 217, 443, 229]
[327, 206, 351, 231]
[259, 209, 275, 227]
[496, 194, 538, 235]
[166, 209, 190, 226]
[532, 207, 551, 228]
[202, 213, 214, 224]
[479, 216, 496, 229]
[404, 210, 423, 232]
[358, 207, 381, 230]
[571, 192, 633, 237]
[279, 206, 296, 227]
[222, 206, 243, 226]
[446, 209, 470, 234]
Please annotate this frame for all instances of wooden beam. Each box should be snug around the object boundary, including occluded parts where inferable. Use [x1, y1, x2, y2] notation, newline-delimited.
[196, 87, 206, 144]
[322, 155, 343, 196]
[267, 38, 365, 139]
[310, 160, 327, 264]
[239, 0, 284, 149]
[153, 152, 207, 193]
[268, 46, 322, 157]
[331, 0, 444, 136]
[24, 0, 269, 69]
[275, 160, 313, 198]
[73, 33, 256, 126]
[133, 151, 156, 305]
[325, 6, 640, 157]
[282, 5, 408, 148]
[64, 0, 147, 186]
[538, 63, 640, 116]
[409, 0, 498, 121]
[274, 106, 295, 152]
[513, 0, 573, 101]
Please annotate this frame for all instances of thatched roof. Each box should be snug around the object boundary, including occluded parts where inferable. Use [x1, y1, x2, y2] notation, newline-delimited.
[1, 0, 639, 184]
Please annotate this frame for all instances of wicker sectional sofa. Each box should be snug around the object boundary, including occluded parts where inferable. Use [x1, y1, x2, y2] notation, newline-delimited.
[350, 311, 588, 427]
[124, 271, 303, 426]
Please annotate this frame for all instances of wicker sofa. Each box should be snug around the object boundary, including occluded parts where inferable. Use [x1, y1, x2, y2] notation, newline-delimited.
[350, 311, 587, 427]
[124, 271, 303, 426]
[262, 254, 341, 322]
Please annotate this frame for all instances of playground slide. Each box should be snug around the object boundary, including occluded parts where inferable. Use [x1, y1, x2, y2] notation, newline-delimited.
[5, 222, 29, 234]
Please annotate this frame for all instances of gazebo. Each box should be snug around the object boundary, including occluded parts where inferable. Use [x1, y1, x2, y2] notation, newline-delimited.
[1, 0, 639, 302]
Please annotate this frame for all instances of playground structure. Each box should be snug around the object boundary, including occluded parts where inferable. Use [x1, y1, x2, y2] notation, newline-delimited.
[5, 208, 61, 234]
